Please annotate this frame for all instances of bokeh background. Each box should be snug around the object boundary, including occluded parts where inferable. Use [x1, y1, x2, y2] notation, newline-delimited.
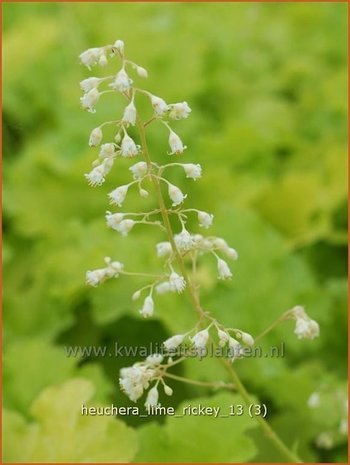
[3, 2, 348, 463]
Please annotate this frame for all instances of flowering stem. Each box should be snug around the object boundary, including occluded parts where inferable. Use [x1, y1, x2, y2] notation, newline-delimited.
[223, 361, 303, 463]
[254, 315, 288, 342]
[136, 118, 302, 463]
[255, 310, 294, 342]
[120, 271, 163, 279]
[163, 372, 235, 390]
[137, 119, 205, 319]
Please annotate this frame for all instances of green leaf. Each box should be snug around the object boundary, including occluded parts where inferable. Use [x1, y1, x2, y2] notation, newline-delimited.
[3, 379, 138, 463]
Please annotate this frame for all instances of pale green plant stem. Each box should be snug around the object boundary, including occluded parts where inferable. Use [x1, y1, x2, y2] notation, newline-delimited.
[136, 118, 303, 463]
[163, 372, 235, 390]
[255, 311, 294, 342]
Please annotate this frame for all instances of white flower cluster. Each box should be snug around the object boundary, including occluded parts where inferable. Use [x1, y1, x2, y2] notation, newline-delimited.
[290, 306, 320, 340]
[162, 325, 254, 361]
[86, 257, 124, 287]
[119, 354, 173, 406]
[158, 231, 238, 280]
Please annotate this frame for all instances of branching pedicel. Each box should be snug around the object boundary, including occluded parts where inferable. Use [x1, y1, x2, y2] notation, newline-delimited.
[80, 40, 319, 462]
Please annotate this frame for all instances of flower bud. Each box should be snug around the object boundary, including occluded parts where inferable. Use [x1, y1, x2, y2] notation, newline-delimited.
[136, 66, 148, 78]
[164, 385, 173, 396]
[114, 39, 125, 54]
[145, 386, 158, 408]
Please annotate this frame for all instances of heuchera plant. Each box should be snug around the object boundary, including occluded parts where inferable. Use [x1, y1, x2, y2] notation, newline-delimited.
[79, 39, 320, 462]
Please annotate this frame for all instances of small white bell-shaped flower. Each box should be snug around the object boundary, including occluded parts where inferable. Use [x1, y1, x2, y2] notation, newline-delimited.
[98, 53, 108, 66]
[150, 94, 168, 116]
[80, 88, 100, 113]
[174, 228, 194, 251]
[168, 183, 186, 206]
[129, 161, 147, 179]
[86, 269, 106, 287]
[217, 329, 229, 347]
[168, 101, 191, 120]
[99, 143, 116, 159]
[155, 282, 172, 295]
[110, 68, 133, 92]
[105, 212, 124, 229]
[122, 100, 137, 126]
[79, 47, 102, 69]
[108, 185, 129, 207]
[168, 130, 186, 155]
[80, 77, 102, 93]
[120, 133, 140, 158]
[163, 334, 185, 351]
[183, 163, 202, 180]
[191, 329, 209, 350]
[140, 296, 154, 318]
[156, 242, 172, 257]
[198, 211, 214, 228]
[169, 272, 186, 293]
[217, 258, 232, 280]
[115, 219, 135, 236]
[89, 127, 103, 146]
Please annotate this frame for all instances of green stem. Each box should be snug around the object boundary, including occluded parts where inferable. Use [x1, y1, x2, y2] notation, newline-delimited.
[136, 118, 302, 463]
[163, 372, 235, 390]
[224, 361, 302, 463]
[137, 119, 204, 319]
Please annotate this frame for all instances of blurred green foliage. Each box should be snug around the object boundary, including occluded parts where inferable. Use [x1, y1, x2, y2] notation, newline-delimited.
[3, 2, 347, 463]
